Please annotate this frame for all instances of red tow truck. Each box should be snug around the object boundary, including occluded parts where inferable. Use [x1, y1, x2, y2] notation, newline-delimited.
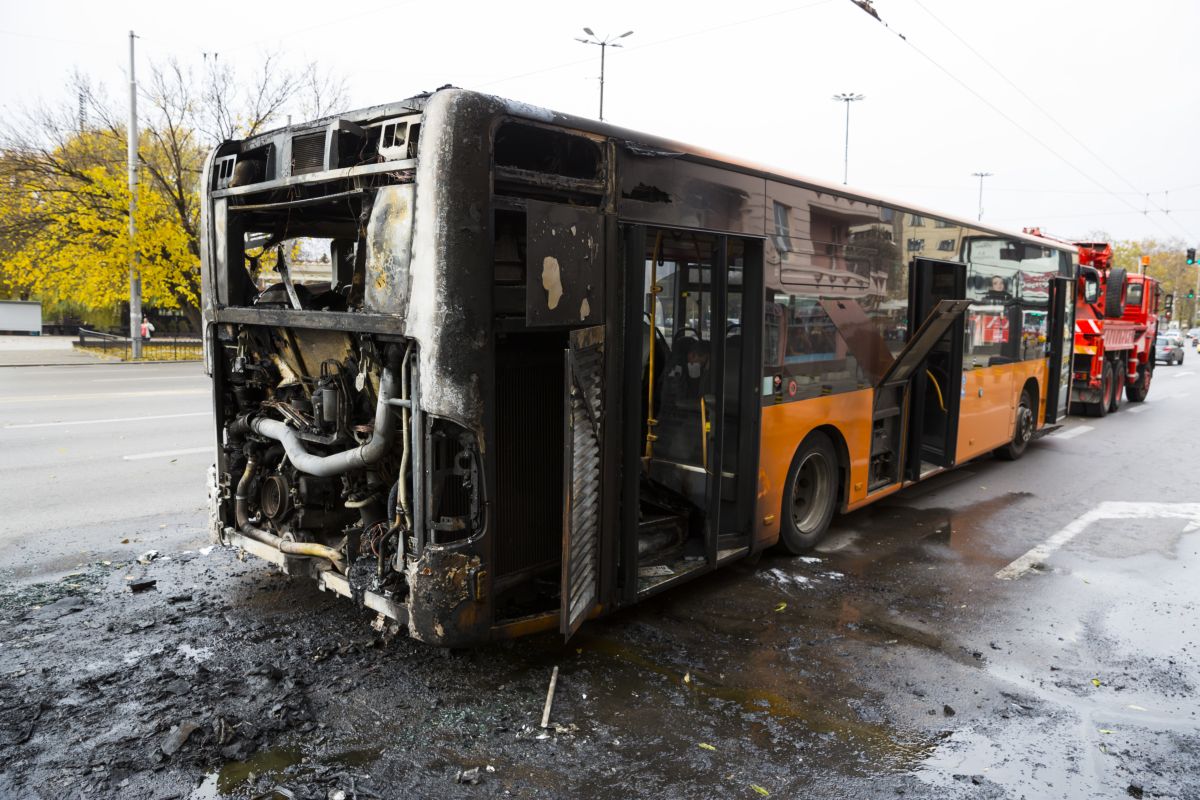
[1027, 231, 1160, 416]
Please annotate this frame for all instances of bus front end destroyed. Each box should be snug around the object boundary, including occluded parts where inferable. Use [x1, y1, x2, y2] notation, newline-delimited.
[203, 88, 1075, 646]
[209, 324, 493, 644]
[204, 92, 496, 646]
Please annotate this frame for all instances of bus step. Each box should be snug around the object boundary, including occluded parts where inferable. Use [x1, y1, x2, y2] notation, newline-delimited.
[1033, 424, 1062, 440]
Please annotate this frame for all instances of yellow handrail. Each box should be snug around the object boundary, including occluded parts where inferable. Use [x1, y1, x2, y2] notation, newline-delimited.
[644, 232, 664, 459]
[925, 369, 946, 412]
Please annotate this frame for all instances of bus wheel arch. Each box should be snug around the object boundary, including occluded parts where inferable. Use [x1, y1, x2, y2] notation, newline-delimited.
[995, 379, 1038, 461]
[776, 426, 846, 554]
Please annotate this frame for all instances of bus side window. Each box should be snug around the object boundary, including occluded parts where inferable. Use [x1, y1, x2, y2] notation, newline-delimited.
[764, 290, 864, 400]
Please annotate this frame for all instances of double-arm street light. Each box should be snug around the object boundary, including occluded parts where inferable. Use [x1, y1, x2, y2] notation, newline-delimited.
[832, 92, 864, 185]
[576, 28, 633, 121]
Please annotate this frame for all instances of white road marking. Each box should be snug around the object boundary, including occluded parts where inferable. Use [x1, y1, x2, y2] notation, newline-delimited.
[1173, 371, 1193, 378]
[1054, 425, 1094, 440]
[996, 501, 1200, 580]
[0, 388, 207, 404]
[1127, 405, 1150, 414]
[122, 446, 212, 461]
[91, 375, 201, 383]
[4, 411, 209, 429]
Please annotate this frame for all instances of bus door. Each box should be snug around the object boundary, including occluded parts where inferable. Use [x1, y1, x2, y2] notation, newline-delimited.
[616, 225, 762, 607]
[1043, 276, 1074, 423]
[906, 257, 968, 478]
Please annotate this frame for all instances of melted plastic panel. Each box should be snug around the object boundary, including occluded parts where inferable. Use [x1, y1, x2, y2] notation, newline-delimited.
[364, 184, 415, 316]
[525, 200, 604, 327]
[618, 154, 766, 235]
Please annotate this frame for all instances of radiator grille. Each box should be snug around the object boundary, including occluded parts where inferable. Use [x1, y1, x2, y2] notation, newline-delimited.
[495, 343, 563, 577]
[291, 132, 326, 175]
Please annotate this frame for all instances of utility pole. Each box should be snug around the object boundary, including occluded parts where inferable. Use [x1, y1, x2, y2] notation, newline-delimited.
[576, 28, 633, 121]
[1193, 262, 1200, 326]
[972, 171, 993, 221]
[832, 93, 864, 185]
[128, 30, 142, 359]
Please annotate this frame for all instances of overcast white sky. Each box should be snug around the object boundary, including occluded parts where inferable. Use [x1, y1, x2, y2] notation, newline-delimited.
[2, 0, 1197, 245]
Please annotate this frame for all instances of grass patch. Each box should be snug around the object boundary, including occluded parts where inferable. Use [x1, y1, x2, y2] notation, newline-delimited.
[75, 344, 202, 362]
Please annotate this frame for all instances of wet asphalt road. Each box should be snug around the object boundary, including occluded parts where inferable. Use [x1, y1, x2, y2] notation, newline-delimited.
[0, 362, 1198, 799]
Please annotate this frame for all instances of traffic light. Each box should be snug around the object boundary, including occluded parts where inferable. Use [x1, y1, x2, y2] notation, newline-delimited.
[1188, 248, 1197, 265]
[1191, 289, 1197, 300]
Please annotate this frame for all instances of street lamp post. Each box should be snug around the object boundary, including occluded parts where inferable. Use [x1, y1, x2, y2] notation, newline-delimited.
[832, 93, 864, 185]
[128, 30, 142, 359]
[972, 171, 993, 221]
[576, 28, 633, 121]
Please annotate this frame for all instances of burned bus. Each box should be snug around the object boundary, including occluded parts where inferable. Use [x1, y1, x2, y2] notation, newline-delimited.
[201, 88, 1075, 645]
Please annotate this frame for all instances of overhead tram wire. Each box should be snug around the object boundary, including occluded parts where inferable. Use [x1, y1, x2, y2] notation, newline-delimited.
[905, 0, 1195, 241]
[844, 0, 1188, 242]
[475, 0, 838, 91]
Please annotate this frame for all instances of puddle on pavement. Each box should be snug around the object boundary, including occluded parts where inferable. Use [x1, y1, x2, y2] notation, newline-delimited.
[189, 744, 382, 798]
[826, 492, 1033, 574]
[915, 724, 1072, 795]
[579, 611, 935, 772]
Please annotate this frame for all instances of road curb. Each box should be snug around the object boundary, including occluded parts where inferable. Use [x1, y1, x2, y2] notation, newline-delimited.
[0, 359, 203, 368]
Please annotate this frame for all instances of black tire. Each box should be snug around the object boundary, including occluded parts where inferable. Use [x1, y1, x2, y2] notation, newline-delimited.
[1126, 363, 1150, 402]
[1089, 362, 1112, 417]
[777, 431, 839, 554]
[1103, 268, 1127, 318]
[1108, 360, 1122, 413]
[995, 387, 1035, 461]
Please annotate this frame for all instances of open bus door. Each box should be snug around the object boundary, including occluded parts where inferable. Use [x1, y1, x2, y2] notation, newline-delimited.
[607, 224, 762, 616]
[1043, 276, 1074, 423]
[905, 258, 968, 479]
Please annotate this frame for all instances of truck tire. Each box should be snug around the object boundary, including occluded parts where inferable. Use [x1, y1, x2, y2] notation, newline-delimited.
[1126, 363, 1150, 402]
[777, 431, 839, 554]
[995, 388, 1035, 461]
[1103, 268, 1127, 318]
[1088, 362, 1112, 418]
[1107, 359, 1123, 413]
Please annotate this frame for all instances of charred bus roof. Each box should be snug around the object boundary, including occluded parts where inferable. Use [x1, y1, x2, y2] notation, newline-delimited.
[205, 87, 1053, 252]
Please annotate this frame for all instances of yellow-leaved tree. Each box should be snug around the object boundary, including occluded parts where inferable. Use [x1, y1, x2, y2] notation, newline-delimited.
[0, 59, 345, 331]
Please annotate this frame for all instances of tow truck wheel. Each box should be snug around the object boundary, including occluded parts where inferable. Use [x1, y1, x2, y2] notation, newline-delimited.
[1107, 362, 1123, 413]
[995, 388, 1035, 461]
[778, 431, 839, 554]
[1086, 363, 1112, 418]
[1125, 364, 1150, 403]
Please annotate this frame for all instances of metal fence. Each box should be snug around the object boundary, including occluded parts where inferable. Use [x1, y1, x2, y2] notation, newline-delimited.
[76, 328, 202, 361]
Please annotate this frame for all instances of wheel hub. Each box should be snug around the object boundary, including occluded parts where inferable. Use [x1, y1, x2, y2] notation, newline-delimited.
[790, 452, 832, 533]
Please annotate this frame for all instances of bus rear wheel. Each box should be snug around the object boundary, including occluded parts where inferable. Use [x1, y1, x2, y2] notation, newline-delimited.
[995, 388, 1035, 461]
[778, 431, 839, 554]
